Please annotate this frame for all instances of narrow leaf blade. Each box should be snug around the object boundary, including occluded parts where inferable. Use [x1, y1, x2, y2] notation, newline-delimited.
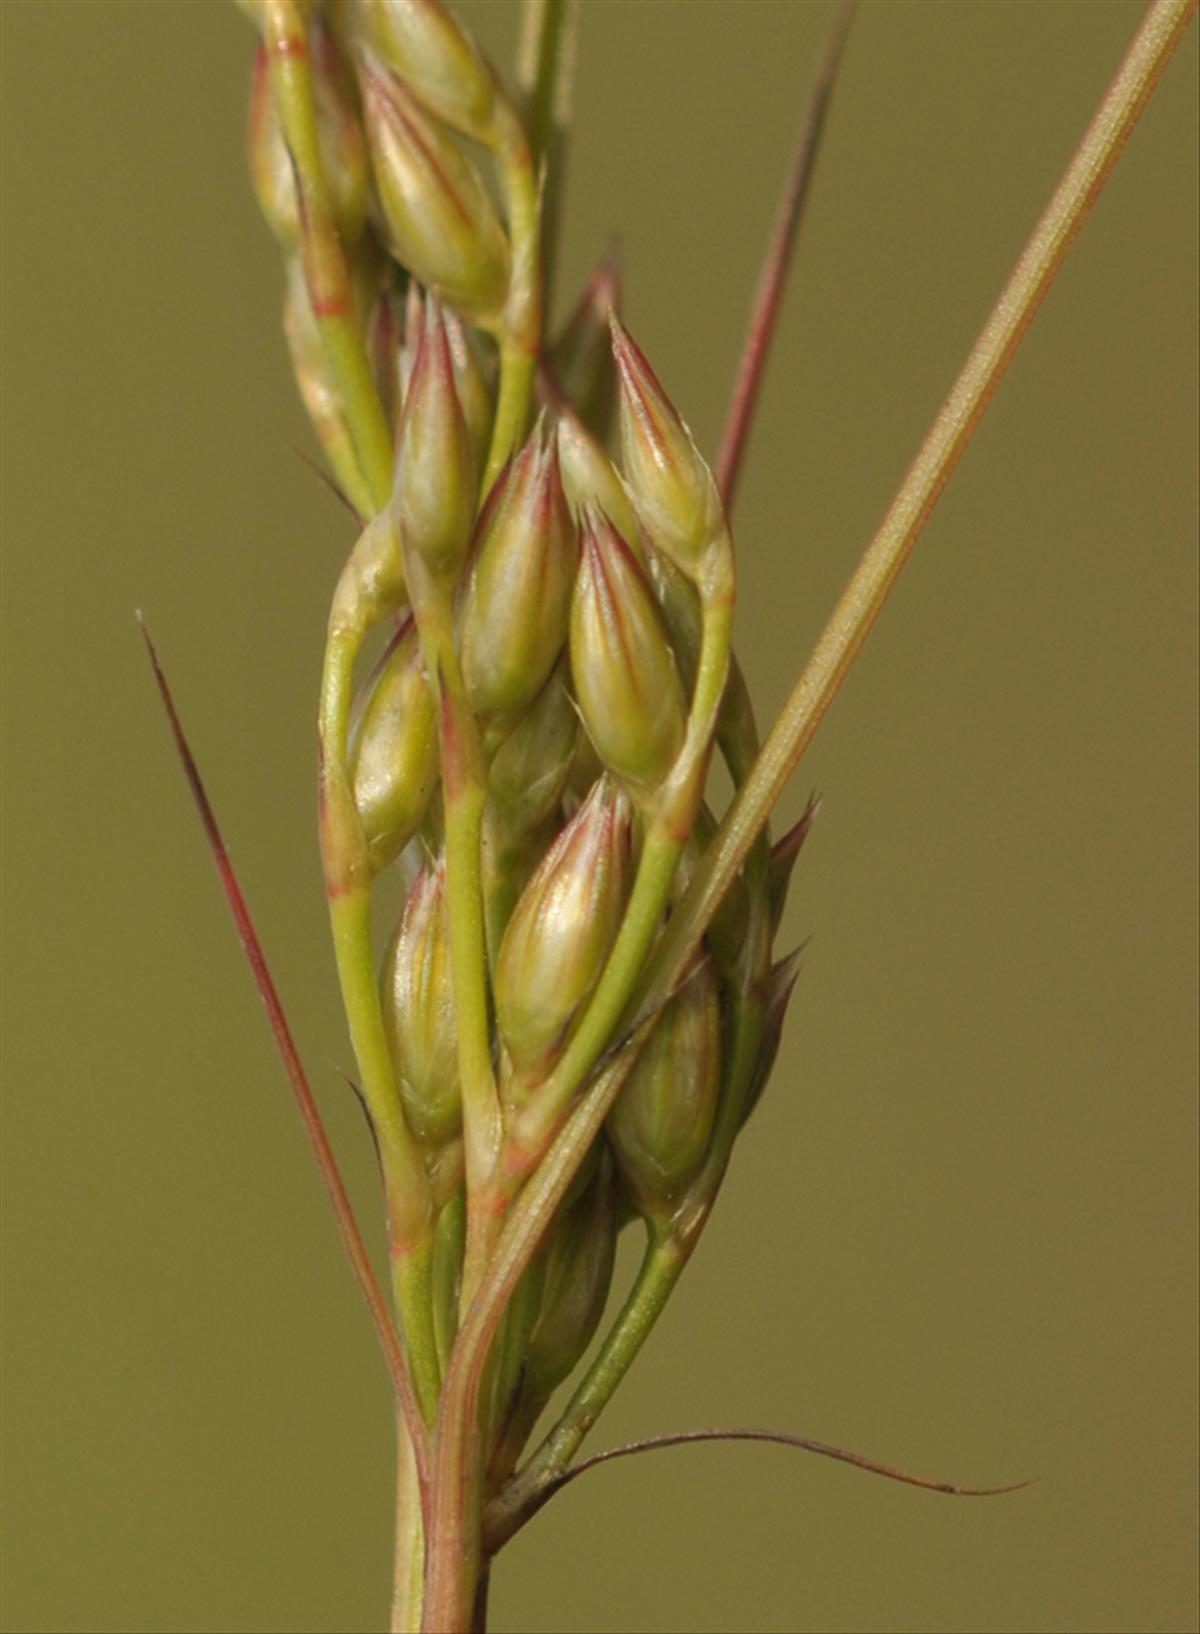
[138, 615, 430, 1494]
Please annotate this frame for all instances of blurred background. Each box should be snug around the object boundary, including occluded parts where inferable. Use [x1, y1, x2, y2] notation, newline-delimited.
[2, 3, 1196, 1631]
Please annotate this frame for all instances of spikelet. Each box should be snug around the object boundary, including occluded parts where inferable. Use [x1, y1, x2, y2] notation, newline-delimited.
[569, 506, 686, 800]
[359, 54, 510, 324]
[460, 420, 577, 725]
[380, 854, 461, 1150]
[495, 778, 632, 1099]
[347, 619, 437, 872]
[392, 294, 476, 583]
[247, 21, 368, 249]
[608, 954, 722, 1219]
[234, 0, 841, 1593]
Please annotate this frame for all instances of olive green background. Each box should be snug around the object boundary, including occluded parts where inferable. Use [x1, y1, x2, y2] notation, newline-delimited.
[2, 2, 1196, 1631]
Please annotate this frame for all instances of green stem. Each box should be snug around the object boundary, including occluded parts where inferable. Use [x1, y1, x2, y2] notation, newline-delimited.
[391, 1413, 426, 1634]
[399, 567, 503, 1303]
[486, 338, 537, 492]
[317, 422, 376, 522]
[444, 777, 496, 1192]
[641, 0, 1200, 1034]
[306, 294, 393, 509]
[422, 1035, 650, 1633]
[319, 637, 418, 1167]
[262, 0, 393, 510]
[518, 0, 579, 308]
[432, 1185, 467, 1379]
[320, 628, 438, 1415]
[484, 1232, 685, 1551]
[391, 1237, 442, 1427]
[518, 0, 575, 169]
[482, 101, 542, 489]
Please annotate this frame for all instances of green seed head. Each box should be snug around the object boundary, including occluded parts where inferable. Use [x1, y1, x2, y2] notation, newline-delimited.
[282, 256, 332, 415]
[443, 307, 496, 485]
[359, 55, 509, 324]
[555, 406, 641, 548]
[282, 257, 372, 509]
[608, 953, 722, 1217]
[248, 27, 368, 250]
[363, 265, 403, 437]
[644, 542, 701, 691]
[348, 619, 438, 872]
[569, 507, 686, 800]
[611, 315, 723, 579]
[380, 854, 462, 1149]
[495, 777, 632, 1097]
[396, 278, 425, 406]
[523, 1147, 619, 1402]
[563, 719, 604, 807]
[487, 660, 579, 842]
[392, 293, 476, 582]
[460, 421, 578, 724]
[356, 0, 496, 143]
[329, 508, 408, 637]
[482, 661, 580, 956]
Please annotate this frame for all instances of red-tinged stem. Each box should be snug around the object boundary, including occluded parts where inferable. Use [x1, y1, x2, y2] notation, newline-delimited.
[652, 0, 1198, 1019]
[714, 0, 856, 513]
[138, 617, 431, 1503]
